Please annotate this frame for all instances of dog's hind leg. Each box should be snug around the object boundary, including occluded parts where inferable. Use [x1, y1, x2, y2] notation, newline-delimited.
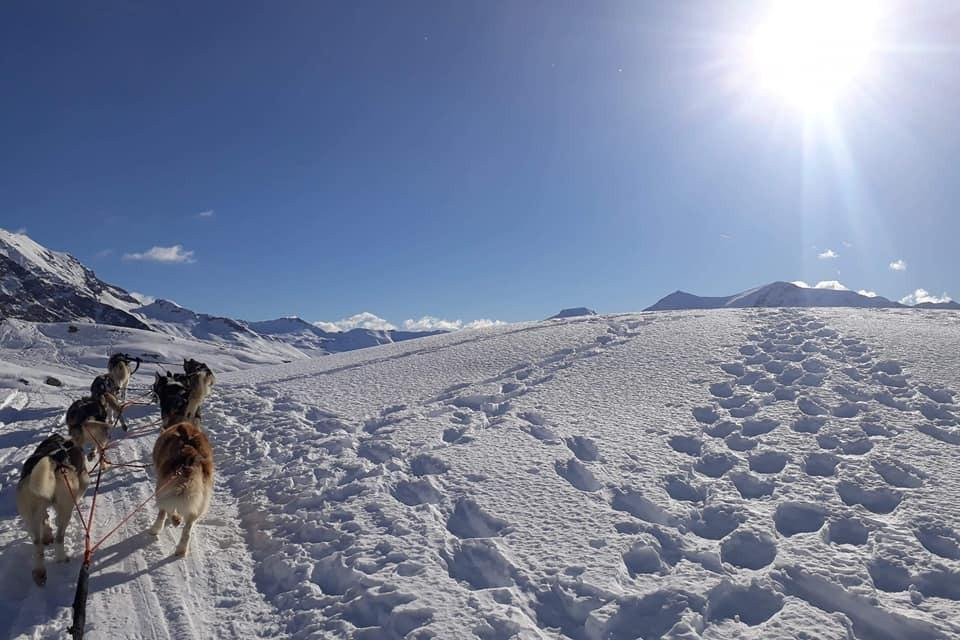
[174, 514, 197, 557]
[42, 513, 54, 545]
[31, 541, 46, 586]
[148, 509, 167, 537]
[53, 497, 74, 563]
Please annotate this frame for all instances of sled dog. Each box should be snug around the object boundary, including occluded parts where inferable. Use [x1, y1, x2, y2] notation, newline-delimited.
[181, 358, 214, 421]
[148, 421, 214, 556]
[16, 434, 89, 586]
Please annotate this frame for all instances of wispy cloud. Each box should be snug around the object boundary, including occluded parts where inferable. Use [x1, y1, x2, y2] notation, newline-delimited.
[403, 316, 506, 332]
[196, 210, 215, 219]
[313, 312, 396, 332]
[95, 248, 114, 258]
[719, 233, 733, 240]
[889, 259, 907, 272]
[123, 245, 196, 264]
[817, 249, 839, 260]
[857, 289, 878, 298]
[900, 289, 953, 305]
[842, 241, 854, 248]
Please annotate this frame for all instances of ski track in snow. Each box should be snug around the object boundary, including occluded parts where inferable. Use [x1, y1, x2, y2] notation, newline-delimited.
[1, 308, 959, 638]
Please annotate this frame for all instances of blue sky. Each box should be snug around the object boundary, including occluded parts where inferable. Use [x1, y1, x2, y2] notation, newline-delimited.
[2, 1, 958, 326]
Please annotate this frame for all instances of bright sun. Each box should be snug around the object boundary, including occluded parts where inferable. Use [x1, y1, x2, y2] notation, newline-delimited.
[747, 0, 883, 113]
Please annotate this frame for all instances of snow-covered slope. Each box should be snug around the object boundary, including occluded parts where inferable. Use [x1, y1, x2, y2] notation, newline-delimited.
[132, 300, 305, 362]
[248, 316, 444, 355]
[1, 307, 959, 639]
[647, 282, 903, 311]
[0, 229, 148, 329]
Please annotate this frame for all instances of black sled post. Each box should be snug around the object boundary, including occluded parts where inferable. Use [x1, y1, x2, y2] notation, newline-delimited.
[68, 560, 90, 640]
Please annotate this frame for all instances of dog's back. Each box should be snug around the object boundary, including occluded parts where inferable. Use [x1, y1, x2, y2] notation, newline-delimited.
[149, 421, 214, 556]
[65, 397, 109, 449]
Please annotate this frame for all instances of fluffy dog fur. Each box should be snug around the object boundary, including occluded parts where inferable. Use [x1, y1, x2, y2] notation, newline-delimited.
[107, 353, 133, 401]
[153, 372, 192, 428]
[65, 397, 111, 453]
[16, 434, 89, 586]
[182, 358, 214, 422]
[148, 421, 214, 556]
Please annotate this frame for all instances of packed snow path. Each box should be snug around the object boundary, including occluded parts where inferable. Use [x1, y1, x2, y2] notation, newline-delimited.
[1, 308, 959, 639]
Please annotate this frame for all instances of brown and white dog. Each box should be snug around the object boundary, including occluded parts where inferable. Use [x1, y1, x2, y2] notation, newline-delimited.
[148, 421, 214, 556]
[16, 434, 90, 586]
[181, 358, 214, 422]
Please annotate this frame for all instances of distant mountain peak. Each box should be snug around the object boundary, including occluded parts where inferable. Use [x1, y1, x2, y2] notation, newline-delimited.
[646, 281, 904, 311]
[548, 307, 598, 320]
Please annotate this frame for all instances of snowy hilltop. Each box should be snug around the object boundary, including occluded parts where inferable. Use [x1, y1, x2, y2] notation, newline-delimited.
[646, 281, 906, 311]
[0, 228, 441, 359]
[1, 306, 959, 638]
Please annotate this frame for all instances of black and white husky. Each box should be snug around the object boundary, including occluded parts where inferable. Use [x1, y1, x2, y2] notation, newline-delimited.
[16, 434, 89, 586]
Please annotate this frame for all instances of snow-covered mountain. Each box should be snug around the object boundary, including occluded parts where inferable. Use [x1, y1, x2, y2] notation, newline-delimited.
[647, 281, 904, 311]
[0, 229, 149, 329]
[916, 300, 960, 310]
[2, 307, 959, 638]
[548, 307, 598, 320]
[0, 229, 440, 359]
[248, 316, 444, 354]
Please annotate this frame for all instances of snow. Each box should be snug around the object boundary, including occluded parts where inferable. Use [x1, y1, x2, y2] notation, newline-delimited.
[1, 308, 960, 638]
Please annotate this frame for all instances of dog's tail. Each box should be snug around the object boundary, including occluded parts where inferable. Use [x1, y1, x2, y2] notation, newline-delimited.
[27, 457, 57, 500]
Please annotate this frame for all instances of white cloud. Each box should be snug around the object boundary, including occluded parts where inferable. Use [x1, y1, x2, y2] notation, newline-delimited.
[814, 280, 849, 291]
[889, 259, 907, 272]
[95, 248, 113, 258]
[900, 289, 953, 305]
[794, 280, 856, 291]
[857, 290, 878, 298]
[197, 210, 215, 218]
[13, 227, 27, 235]
[842, 241, 854, 248]
[313, 312, 396, 332]
[123, 245, 196, 264]
[402, 316, 506, 332]
[719, 233, 733, 240]
[817, 249, 839, 260]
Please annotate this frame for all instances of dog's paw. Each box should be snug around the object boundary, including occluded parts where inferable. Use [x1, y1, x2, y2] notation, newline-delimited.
[32, 568, 47, 586]
[174, 544, 188, 557]
[170, 514, 183, 527]
[56, 551, 70, 563]
[42, 530, 54, 546]
[148, 525, 162, 537]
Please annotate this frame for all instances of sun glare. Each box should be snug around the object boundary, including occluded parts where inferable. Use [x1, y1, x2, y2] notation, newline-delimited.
[747, 0, 883, 113]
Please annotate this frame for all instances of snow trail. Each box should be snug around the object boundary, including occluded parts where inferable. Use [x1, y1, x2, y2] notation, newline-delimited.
[1, 308, 959, 638]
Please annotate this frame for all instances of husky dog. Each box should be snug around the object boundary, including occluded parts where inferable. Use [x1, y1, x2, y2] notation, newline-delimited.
[65, 396, 111, 453]
[16, 434, 90, 586]
[181, 359, 214, 421]
[148, 421, 214, 556]
[107, 353, 136, 401]
[91, 372, 127, 430]
[152, 372, 193, 428]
